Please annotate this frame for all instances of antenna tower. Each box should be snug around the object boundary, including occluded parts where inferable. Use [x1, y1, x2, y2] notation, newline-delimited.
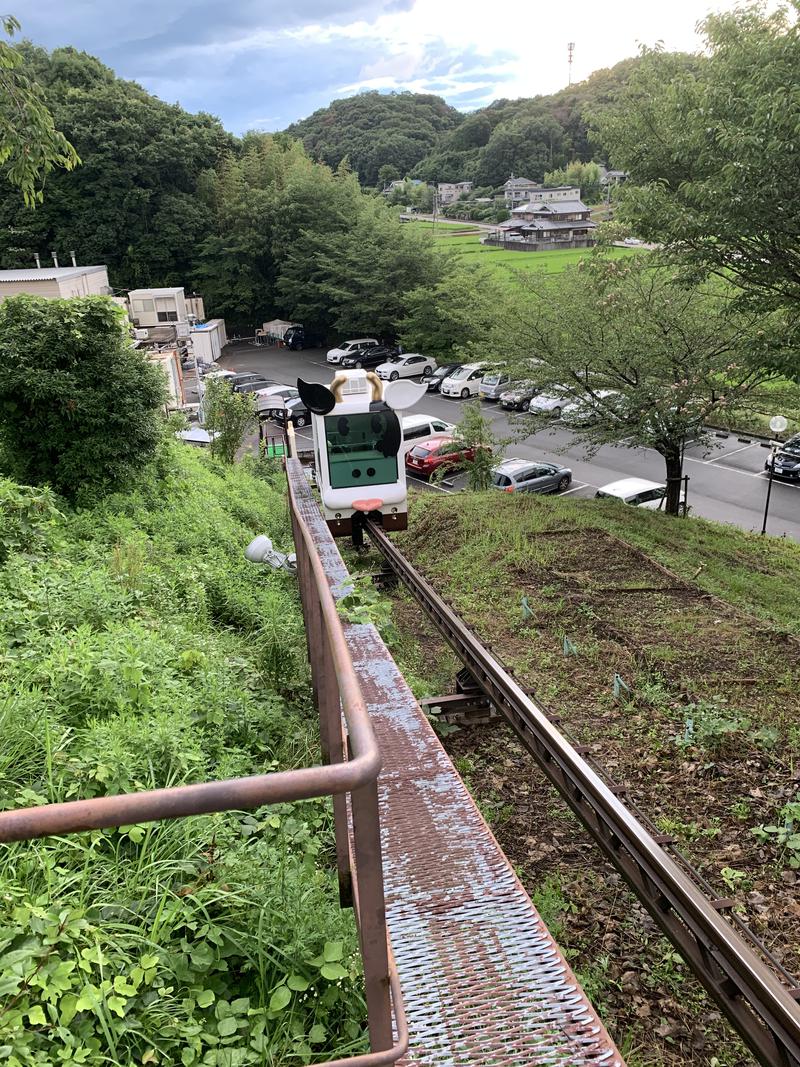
[568, 42, 575, 86]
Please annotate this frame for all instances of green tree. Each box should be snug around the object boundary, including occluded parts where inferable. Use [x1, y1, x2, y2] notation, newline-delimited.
[0, 295, 166, 497]
[507, 257, 794, 514]
[435, 400, 500, 491]
[0, 16, 79, 205]
[203, 377, 255, 464]
[591, 5, 800, 352]
[543, 160, 602, 203]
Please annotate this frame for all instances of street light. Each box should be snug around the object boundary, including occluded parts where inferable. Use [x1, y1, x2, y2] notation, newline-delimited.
[761, 414, 788, 535]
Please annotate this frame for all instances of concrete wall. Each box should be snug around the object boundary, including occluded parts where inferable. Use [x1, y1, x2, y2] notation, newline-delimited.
[0, 280, 61, 304]
[56, 269, 109, 298]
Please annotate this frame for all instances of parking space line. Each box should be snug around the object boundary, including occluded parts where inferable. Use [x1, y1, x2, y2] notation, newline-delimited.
[683, 456, 764, 477]
[408, 475, 453, 494]
[704, 442, 759, 464]
[560, 482, 591, 496]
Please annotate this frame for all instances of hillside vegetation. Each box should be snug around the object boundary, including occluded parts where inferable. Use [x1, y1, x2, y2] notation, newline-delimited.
[0, 447, 368, 1065]
[392, 491, 800, 1064]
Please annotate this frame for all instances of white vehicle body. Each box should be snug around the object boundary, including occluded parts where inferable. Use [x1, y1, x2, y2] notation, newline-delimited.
[595, 478, 686, 510]
[326, 338, 379, 364]
[376, 354, 437, 380]
[528, 391, 578, 417]
[253, 385, 299, 413]
[400, 413, 455, 456]
[440, 363, 486, 398]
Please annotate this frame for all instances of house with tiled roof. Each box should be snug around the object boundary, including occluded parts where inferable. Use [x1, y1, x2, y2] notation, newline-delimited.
[487, 195, 597, 251]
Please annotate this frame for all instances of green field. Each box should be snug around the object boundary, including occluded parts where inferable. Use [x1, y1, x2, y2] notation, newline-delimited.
[411, 220, 642, 277]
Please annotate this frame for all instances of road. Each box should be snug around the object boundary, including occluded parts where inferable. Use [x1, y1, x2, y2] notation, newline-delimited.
[217, 343, 800, 541]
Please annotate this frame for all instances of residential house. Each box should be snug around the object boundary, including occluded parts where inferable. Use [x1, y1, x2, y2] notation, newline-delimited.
[382, 178, 425, 196]
[437, 181, 473, 205]
[488, 196, 597, 251]
[599, 166, 628, 189]
[0, 265, 110, 305]
[503, 175, 540, 207]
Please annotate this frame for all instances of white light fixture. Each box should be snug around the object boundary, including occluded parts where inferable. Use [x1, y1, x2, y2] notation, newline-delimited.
[245, 535, 297, 572]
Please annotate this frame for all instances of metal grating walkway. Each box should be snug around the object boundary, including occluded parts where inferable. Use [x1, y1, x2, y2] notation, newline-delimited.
[289, 465, 623, 1066]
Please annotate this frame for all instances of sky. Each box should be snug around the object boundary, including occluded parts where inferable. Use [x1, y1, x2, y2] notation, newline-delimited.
[18, 0, 754, 133]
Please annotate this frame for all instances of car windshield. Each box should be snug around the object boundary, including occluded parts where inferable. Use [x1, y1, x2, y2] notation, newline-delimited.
[409, 445, 432, 459]
[483, 374, 502, 385]
[434, 366, 452, 378]
[387, 355, 402, 363]
[450, 367, 475, 380]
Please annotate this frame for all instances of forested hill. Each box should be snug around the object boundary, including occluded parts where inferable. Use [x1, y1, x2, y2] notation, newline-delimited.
[284, 92, 462, 187]
[283, 58, 649, 189]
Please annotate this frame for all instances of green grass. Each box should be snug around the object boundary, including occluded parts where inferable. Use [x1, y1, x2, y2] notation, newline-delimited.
[0, 447, 366, 1065]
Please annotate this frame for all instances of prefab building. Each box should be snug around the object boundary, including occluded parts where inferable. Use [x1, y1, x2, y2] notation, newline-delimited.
[190, 319, 227, 365]
[0, 265, 110, 305]
[128, 287, 188, 328]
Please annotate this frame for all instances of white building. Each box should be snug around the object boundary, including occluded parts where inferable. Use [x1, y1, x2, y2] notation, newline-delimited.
[504, 178, 583, 208]
[128, 287, 188, 328]
[0, 265, 110, 305]
[438, 181, 473, 205]
[190, 319, 227, 366]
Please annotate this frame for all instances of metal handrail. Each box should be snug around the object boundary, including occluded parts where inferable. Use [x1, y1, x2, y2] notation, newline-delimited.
[0, 440, 408, 1065]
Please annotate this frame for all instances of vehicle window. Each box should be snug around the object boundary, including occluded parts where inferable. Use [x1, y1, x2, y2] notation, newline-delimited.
[484, 374, 501, 385]
[470, 370, 483, 380]
[532, 466, 552, 478]
[324, 413, 399, 488]
[516, 467, 538, 481]
[432, 421, 448, 431]
[451, 367, 470, 380]
[409, 445, 432, 459]
[492, 473, 512, 487]
[638, 488, 665, 503]
[404, 425, 430, 440]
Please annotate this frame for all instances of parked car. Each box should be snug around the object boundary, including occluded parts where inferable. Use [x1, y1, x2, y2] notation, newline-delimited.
[340, 345, 396, 369]
[405, 436, 476, 480]
[234, 379, 281, 393]
[767, 433, 800, 480]
[376, 354, 437, 380]
[272, 396, 311, 428]
[528, 390, 578, 419]
[441, 363, 486, 399]
[500, 381, 539, 411]
[254, 385, 300, 415]
[595, 478, 686, 512]
[401, 414, 455, 456]
[426, 363, 462, 393]
[326, 338, 380, 364]
[479, 371, 512, 401]
[491, 458, 572, 494]
[563, 390, 620, 427]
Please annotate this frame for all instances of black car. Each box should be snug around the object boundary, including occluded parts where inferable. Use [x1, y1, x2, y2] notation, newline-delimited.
[500, 381, 539, 411]
[340, 345, 397, 369]
[426, 363, 462, 393]
[768, 434, 800, 480]
[272, 396, 310, 429]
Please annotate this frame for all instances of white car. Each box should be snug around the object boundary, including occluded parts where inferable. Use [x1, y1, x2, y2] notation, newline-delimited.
[528, 390, 578, 419]
[440, 363, 486, 399]
[376, 354, 437, 381]
[253, 384, 299, 414]
[401, 413, 455, 455]
[326, 338, 379, 364]
[595, 478, 686, 512]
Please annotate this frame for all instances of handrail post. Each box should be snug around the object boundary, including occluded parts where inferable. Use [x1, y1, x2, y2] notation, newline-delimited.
[351, 778, 393, 1052]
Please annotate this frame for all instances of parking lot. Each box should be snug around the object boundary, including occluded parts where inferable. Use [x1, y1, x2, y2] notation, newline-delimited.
[215, 343, 800, 540]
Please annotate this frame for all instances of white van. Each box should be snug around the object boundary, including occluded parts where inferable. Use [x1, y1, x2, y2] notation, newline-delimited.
[401, 414, 455, 456]
[440, 363, 486, 399]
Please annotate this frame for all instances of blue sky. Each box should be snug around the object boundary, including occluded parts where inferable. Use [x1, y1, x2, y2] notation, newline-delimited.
[17, 0, 748, 133]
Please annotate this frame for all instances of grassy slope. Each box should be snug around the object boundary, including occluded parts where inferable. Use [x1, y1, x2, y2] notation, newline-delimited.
[0, 448, 366, 1065]
[391, 491, 800, 1066]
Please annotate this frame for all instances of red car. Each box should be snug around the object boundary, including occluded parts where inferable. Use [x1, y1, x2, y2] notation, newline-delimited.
[405, 435, 476, 480]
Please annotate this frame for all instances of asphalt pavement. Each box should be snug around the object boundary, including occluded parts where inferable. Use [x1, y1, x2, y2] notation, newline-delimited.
[217, 343, 800, 541]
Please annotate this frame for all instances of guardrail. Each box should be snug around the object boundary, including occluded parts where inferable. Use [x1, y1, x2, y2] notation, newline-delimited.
[0, 429, 407, 1066]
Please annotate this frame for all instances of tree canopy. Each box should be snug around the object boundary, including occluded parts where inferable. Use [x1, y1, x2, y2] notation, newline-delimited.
[0, 295, 166, 498]
[592, 3, 800, 353]
[0, 16, 79, 206]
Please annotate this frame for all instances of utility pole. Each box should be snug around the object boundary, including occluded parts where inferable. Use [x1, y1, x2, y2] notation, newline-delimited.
[568, 42, 575, 86]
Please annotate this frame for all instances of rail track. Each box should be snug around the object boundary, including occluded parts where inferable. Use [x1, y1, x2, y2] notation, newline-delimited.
[365, 519, 800, 1067]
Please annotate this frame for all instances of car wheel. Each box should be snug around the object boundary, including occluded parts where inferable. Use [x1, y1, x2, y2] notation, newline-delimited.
[295, 416, 307, 428]
[422, 366, 432, 377]
[390, 370, 400, 381]
[557, 475, 571, 492]
[354, 360, 363, 369]
[552, 405, 562, 419]
[461, 388, 470, 399]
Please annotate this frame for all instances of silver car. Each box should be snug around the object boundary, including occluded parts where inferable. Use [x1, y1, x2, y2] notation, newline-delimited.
[491, 458, 572, 494]
[479, 372, 511, 400]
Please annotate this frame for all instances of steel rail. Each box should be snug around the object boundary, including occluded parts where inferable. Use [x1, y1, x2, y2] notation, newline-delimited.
[366, 519, 800, 1067]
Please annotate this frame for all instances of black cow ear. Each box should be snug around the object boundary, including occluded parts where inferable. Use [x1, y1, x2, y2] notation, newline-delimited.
[297, 379, 335, 415]
[377, 411, 401, 458]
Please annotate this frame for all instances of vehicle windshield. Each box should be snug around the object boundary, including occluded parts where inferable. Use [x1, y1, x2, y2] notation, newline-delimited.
[450, 366, 476, 380]
[386, 355, 402, 363]
[409, 445, 433, 459]
[434, 366, 452, 378]
[324, 413, 398, 488]
[483, 374, 502, 385]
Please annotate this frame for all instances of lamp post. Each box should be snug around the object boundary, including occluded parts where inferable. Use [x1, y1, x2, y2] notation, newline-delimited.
[761, 414, 788, 535]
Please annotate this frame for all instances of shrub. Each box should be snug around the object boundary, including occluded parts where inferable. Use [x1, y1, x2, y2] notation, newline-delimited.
[0, 294, 166, 498]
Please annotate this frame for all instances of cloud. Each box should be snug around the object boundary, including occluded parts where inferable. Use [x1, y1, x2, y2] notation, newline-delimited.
[17, 0, 760, 133]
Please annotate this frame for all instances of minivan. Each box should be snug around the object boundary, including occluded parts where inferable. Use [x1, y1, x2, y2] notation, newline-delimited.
[401, 414, 455, 456]
[440, 363, 486, 399]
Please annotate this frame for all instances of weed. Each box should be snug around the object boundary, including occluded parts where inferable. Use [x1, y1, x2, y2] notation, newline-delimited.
[752, 798, 800, 868]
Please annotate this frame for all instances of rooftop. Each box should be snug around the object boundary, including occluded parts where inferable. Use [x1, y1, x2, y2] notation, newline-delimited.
[512, 199, 589, 215]
[0, 265, 107, 283]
